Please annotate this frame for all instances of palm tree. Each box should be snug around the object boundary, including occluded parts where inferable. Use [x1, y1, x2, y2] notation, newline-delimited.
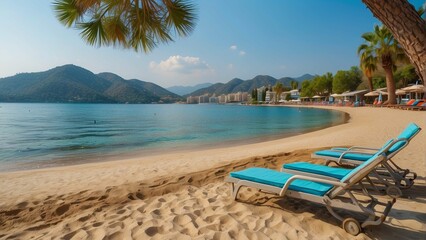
[357, 48, 377, 92]
[273, 82, 283, 103]
[362, 0, 426, 84]
[358, 25, 406, 104]
[290, 80, 298, 90]
[53, 0, 197, 52]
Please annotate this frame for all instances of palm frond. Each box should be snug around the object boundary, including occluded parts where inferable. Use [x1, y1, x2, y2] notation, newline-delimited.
[53, 0, 198, 53]
[163, 0, 197, 37]
[357, 44, 370, 55]
[78, 17, 108, 47]
[103, 16, 129, 47]
[53, 0, 83, 27]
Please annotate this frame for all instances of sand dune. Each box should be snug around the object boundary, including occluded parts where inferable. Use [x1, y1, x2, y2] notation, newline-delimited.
[0, 106, 425, 239]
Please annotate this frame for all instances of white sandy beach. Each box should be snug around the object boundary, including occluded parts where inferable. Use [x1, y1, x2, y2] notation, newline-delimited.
[0, 106, 425, 239]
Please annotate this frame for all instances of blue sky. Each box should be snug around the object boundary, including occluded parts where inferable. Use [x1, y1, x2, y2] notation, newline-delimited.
[0, 0, 424, 87]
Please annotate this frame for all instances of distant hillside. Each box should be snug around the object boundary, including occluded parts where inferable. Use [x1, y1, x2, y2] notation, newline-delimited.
[167, 83, 213, 96]
[186, 74, 314, 97]
[294, 74, 316, 82]
[0, 65, 183, 103]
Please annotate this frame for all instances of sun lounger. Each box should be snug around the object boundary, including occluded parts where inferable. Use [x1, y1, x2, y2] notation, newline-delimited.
[393, 99, 426, 111]
[226, 151, 395, 236]
[281, 139, 403, 197]
[311, 123, 421, 190]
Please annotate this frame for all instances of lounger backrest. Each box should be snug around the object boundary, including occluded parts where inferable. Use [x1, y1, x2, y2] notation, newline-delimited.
[388, 122, 421, 154]
[340, 139, 393, 184]
[411, 100, 420, 106]
[406, 99, 415, 105]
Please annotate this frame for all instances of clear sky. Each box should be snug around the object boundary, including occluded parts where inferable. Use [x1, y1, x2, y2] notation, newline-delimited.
[0, 0, 424, 87]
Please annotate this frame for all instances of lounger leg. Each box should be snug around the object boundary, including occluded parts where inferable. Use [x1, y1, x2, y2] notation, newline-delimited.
[358, 181, 377, 202]
[323, 197, 343, 222]
[370, 170, 392, 187]
[382, 163, 414, 189]
[231, 182, 243, 200]
[365, 176, 381, 194]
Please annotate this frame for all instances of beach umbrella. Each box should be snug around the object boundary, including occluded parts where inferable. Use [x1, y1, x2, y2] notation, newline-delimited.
[312, 95, 321, 98]
[378, 92, 383, 103]
[330, 93, 341, 97]
[402, 84, 426, 93]
[395, 89, 406, 95]
[395, 89, 406, 104]
[364, 91, 379, 97]
[377, 90, 388, 95]
[402, 84, 425, 100]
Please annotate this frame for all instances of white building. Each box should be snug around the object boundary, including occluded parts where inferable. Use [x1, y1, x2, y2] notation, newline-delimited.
[186, 96, 198, 104]
[198, 94, 209, 103]
[218, 94, 227, 103]
[290, 89, 300, 99]
[209, 96, 218, 103]
[265, 91, 276, 103]
[257, 86, 266, 102]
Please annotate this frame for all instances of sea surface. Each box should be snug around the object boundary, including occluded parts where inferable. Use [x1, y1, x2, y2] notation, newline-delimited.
[0, 103, 347, 171]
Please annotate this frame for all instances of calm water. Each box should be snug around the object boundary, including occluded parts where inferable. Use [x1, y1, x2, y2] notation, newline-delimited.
[0, 103, 347, 171]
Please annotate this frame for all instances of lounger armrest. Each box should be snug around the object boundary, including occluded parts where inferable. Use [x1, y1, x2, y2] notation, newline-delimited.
[337, 149, 371, 164]
[330, 147, 379, 154]
[346, 146, 380, 152]
[279, 175, 344, 196]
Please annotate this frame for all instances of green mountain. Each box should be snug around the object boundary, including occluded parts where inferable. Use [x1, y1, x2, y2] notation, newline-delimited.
[166, 83, 213, 96]
[186, 74, 314, 97]
[0, 65, 183, 103]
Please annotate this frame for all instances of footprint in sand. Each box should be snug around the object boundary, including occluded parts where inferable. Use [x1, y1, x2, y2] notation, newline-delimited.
[55, 204, 70, 216]
[144, 226, 159, 237]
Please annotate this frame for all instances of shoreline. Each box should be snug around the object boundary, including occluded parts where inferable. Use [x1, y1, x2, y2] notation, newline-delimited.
[1, 106, 425, 239]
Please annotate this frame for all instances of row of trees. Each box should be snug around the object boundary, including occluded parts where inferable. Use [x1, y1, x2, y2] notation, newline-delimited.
[300, 67, 363, 98]
[357, 6, 424, 104]
[300, 6, 424, 103]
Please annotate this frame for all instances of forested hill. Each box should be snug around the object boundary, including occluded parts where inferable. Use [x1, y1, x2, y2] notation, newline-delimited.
[186, 74, 315, 97]
[0, 65, 183, 103]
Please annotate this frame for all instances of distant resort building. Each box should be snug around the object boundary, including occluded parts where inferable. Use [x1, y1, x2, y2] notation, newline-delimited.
[185, 85, 303, 105]
[186, 92, 248, 104]
[186, 96, 199, 104]
[198, 94, 209, 104]
[290, 89, 300, 99]
[265, 90, 276, 102]
[209, 95, 218, 103]
[257, 86, 266, 102]
[218, 94, 227, 103]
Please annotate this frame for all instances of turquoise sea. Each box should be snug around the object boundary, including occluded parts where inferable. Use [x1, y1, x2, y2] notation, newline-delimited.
[0, 103, 347, 171]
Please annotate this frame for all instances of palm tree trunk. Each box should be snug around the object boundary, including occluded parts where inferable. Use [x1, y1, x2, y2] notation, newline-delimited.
[367, 76, 373, 92]
[362, 0, 426, 84]
[383, 67, 397, 105]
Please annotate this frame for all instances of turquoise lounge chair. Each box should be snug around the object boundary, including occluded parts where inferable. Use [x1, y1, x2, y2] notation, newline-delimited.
[226, 150, 395, 236]
[311, 123, 421, 190]
[282, 142, 402, 197]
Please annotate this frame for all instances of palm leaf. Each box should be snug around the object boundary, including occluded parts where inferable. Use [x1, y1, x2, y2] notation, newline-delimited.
[53, 0, 83, 27]
[53, 0, 198, 53]
[78, 17, 108, 46]
[163, 0, 197, 36]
